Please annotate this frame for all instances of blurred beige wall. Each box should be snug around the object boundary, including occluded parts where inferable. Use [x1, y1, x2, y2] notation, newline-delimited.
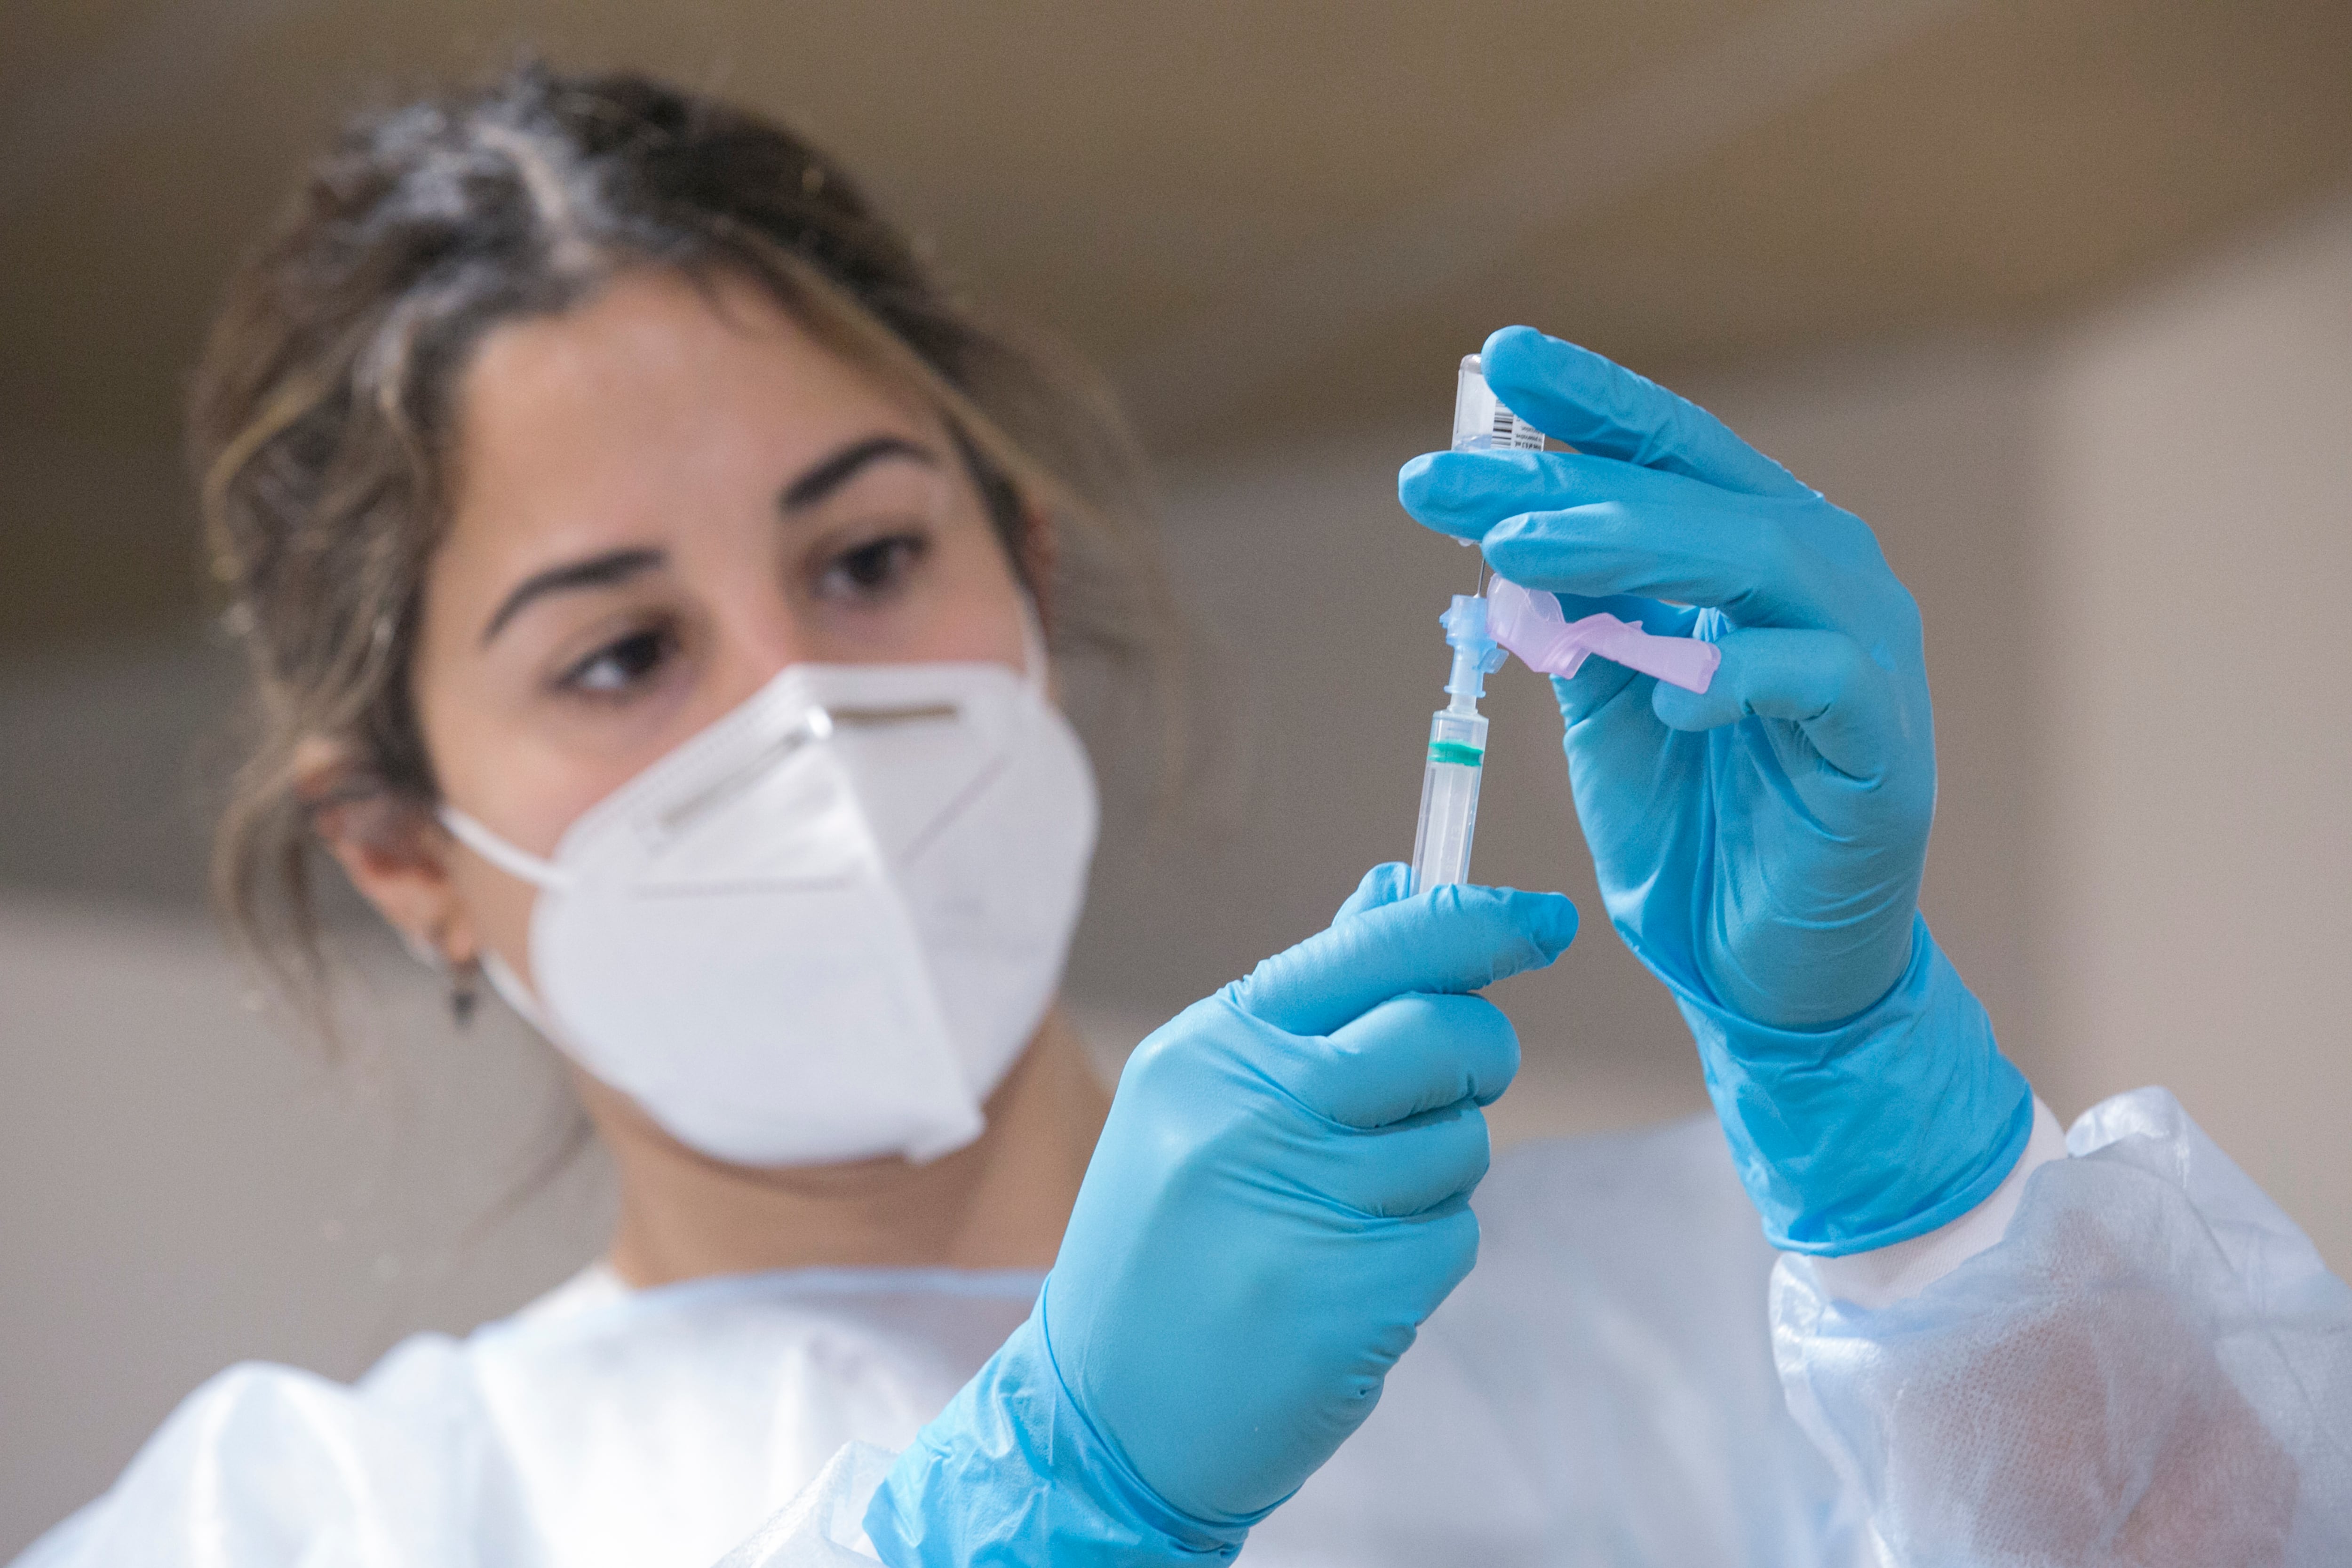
[2035, 190, 2352, 1254]
[4, 186, 2347, 1557]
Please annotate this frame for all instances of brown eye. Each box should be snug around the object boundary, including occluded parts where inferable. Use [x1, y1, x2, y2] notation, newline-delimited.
[818, 532, 929, 602]
[562, 626, 675, 695]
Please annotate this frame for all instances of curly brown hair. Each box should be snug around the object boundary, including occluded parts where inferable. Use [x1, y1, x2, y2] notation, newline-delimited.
[191, 61, 1173, 1026]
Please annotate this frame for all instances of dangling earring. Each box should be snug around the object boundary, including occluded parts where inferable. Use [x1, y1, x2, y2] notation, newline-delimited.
[450, 957, 482, 1027]
[400, 926, 479, 1027]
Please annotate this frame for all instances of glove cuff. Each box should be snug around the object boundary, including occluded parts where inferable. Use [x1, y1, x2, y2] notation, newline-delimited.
[864, 1289, 1253, 1568]
[1666, 914, 2034, 1256]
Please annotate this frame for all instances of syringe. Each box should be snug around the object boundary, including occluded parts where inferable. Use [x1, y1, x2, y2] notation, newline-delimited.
[1407, 355, 1534, 894]
[1409, 592, 1505, 894]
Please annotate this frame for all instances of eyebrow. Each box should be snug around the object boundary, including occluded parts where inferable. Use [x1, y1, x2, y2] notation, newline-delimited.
[478, 434, 938, 646]
[779, 433, 937, 512]
[482, 547, 665, 645]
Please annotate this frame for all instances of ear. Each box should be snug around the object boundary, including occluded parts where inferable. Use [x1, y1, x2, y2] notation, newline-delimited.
[295, 738, 478, 968]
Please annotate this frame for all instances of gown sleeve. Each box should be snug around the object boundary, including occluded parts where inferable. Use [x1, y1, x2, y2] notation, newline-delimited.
[1770, 1086, 2352, 1566]
[712, 1445, 893, 1568]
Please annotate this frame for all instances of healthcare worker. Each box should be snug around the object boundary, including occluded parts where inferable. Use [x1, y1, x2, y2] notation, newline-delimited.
[21, 64, 2348, 1568]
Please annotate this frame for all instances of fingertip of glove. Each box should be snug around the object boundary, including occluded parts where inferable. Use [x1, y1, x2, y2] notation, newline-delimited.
[1436, 883, 1579, 962]
[1335, 862, 1413, 922]
[1398, 449, 1550, 537]
[1481, 325, 1587, 401]
[1479, 324, 1550, 374]
[1395, 452, 1466, 533]
[1512, 888, 1581, 958]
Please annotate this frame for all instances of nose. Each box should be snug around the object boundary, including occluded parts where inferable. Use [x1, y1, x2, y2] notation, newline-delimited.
[704, 582, 832, 713]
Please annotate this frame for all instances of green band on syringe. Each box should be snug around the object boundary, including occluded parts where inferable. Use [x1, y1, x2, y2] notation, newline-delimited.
[1427, 740, 1484, 767]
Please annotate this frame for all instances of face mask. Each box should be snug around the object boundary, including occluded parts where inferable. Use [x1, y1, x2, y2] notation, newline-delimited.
[439, 637, 1097, 1167]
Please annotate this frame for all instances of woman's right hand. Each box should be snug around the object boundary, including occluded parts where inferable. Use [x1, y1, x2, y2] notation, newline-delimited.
[863, 868, 1577, 1565]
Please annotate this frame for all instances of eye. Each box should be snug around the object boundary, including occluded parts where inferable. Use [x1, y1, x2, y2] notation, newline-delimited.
[816, 532, 930, 603]
[558, 625, 676, 696]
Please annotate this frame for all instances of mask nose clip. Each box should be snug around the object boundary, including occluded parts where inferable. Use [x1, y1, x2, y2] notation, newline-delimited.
[821, 702, 961, 729]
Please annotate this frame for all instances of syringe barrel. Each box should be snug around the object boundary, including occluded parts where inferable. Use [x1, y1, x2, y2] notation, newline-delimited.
[1409, 707, 1488, 894]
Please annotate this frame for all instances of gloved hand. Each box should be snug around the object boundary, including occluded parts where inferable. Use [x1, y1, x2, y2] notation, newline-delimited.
[1398, 326, 2030, 1255]
[864, 870, 1577, 1565]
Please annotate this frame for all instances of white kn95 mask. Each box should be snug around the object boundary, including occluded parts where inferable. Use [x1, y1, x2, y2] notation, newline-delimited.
[439, 642, 1097, 1167]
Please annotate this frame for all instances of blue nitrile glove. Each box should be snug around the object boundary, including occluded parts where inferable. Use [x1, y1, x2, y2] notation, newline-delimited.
[865, 869, 1577, 1565]
[1398, 326, 2031, 1256]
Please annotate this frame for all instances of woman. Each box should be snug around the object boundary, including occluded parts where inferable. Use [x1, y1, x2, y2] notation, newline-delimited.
[22, 64, 2347, 1567]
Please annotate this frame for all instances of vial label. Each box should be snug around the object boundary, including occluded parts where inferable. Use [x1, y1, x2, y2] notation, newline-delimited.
[1489, 406, 1543, 451]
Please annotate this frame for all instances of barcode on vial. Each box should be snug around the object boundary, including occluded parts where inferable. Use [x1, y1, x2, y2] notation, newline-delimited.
[1492, 410, 1543, 450]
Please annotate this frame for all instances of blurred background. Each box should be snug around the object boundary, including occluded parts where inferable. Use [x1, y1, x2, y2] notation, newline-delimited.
[4, 0, 2348, 1551]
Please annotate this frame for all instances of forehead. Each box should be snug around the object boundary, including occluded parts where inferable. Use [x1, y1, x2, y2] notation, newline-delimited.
[450, 266, 932, 494]
[429, 266, 961, 620]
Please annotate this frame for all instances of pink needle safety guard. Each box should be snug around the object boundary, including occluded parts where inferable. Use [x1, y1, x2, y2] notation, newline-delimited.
[1484, 576, 1721, 694]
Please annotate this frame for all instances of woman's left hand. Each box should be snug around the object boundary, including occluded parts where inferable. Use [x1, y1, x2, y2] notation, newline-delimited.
[1398, 327, 2030, 1255]
[1403, 325, 1935, 1029]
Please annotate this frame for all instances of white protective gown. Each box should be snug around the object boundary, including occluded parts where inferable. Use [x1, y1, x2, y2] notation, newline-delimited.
[20, 1087, 2352, 1567]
